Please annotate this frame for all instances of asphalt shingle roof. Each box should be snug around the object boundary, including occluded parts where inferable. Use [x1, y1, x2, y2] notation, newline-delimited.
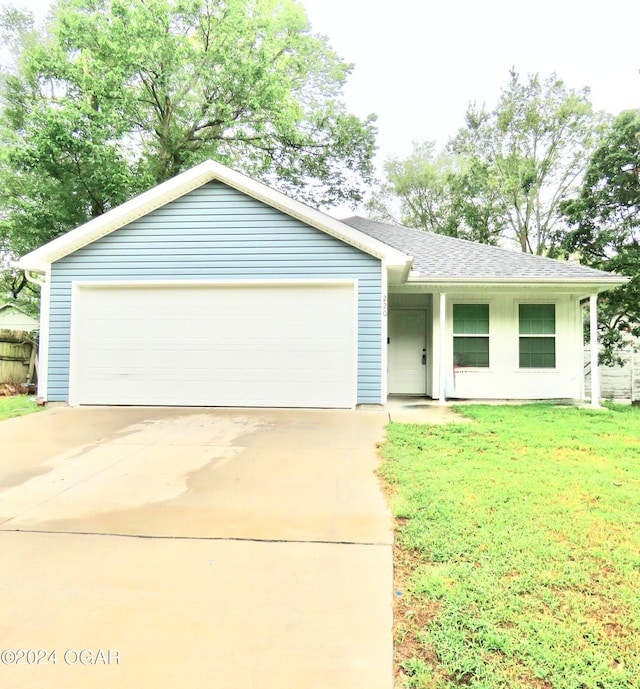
[342, 216, 621, 281]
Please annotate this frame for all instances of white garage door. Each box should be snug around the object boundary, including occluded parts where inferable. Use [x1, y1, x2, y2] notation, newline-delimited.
[69, 282, 357, 408]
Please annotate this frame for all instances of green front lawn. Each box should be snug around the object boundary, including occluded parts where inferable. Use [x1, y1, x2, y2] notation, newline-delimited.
[380, 404, 640, 689]
[0, 395, 43, 421]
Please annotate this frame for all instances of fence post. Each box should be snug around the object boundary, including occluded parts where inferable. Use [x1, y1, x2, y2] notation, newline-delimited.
[27, 341, 37, 384]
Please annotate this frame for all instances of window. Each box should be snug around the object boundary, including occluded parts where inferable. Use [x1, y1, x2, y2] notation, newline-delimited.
[519, 304, 556, 368]
[453, 304, 489, 367]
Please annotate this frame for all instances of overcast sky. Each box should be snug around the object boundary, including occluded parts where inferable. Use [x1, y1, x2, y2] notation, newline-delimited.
[301, 0, 640, 162]
[17, 0, 640, 176]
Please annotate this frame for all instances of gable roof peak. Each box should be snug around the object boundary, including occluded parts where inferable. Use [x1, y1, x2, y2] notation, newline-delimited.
[19, 161, 410, 276]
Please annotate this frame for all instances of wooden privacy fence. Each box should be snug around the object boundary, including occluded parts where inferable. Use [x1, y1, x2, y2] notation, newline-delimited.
[0, 329, 38, 385]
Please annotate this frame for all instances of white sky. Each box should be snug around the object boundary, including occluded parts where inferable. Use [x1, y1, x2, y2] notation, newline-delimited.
[301, 0, 640, 161]
[16, 0, 640, 181]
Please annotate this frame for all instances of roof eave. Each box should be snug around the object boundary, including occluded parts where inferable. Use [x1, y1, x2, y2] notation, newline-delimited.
[387, 260, 413, 285]
[18, 261, 48, 275]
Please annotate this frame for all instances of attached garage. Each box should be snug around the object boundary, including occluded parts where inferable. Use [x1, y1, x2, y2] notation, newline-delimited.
[21, 161, 410, 408]
[70, 281, 357, 408]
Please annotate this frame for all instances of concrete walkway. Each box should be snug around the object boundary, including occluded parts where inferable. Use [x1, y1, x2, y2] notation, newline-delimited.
[384, 396, 473, 424]
[0, 406, 393, 689]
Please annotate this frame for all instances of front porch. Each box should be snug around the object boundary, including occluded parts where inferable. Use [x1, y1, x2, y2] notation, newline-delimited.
[385, 289, 602, 406]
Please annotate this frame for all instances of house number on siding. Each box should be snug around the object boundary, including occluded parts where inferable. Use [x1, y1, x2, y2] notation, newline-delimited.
[382, 295, 387, 317]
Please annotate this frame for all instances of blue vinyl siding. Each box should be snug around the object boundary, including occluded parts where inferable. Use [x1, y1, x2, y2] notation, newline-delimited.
[48, 182, 382, 404]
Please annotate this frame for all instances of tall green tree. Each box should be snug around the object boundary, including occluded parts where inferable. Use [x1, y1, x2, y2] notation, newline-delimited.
[372, 72, 602, 253]
[450, 70, 604, 254]
[562, 109, 640, 363]
[366, 141, 505, 244]
[366, 141, 457, 232]
[0, 0, 377, 293]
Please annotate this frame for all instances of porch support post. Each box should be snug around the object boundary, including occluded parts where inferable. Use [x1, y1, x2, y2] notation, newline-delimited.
[439, 292, 447, 404]
[589, 293, 600, 408]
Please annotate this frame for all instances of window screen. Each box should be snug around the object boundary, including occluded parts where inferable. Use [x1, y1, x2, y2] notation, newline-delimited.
[519, 304, 556, 368]
[453, 304, 489, 367]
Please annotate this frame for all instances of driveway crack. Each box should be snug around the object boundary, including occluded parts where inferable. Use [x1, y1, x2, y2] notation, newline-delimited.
[0, 527, 392, 547]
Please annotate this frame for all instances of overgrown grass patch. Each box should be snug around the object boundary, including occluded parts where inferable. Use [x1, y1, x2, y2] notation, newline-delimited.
[0, 395, 42, 421]
[380, 404, 640, 688]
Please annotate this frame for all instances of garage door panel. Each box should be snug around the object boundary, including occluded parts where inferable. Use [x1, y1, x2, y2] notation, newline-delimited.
[70, 283, 356, 408]
[74, 376, 352, 407]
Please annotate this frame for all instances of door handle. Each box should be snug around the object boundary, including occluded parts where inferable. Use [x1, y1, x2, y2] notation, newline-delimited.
[422, 348, 426, 365]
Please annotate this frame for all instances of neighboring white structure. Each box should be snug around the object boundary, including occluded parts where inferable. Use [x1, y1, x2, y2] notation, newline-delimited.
[0, 304, 39, 332]
[584, 342, 640, 402]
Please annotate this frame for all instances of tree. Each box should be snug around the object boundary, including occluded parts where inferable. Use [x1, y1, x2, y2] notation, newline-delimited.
[371, 71, 603, 254]
[366, 141, 456, 231]
[562, 109, 640, 364]
[0, 260, 40, 316]
[366, 141, 505, 244]
[450, 70, 603, 254]
[0, 0, 377, 290]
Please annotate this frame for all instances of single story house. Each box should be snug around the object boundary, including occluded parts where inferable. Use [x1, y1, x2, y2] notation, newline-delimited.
[19, 160, 627, 408]
[0, 303, 39, 332]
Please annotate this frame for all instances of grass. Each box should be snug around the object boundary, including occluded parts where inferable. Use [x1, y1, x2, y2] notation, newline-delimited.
[379, 404, 640, 689]
[0, 395, 43, 421]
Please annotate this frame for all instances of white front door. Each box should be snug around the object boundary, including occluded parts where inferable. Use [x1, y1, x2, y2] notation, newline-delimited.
[388, 309, 427, 394]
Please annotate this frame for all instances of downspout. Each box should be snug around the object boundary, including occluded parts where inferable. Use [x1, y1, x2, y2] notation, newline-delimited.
[24, 270, 45, 287]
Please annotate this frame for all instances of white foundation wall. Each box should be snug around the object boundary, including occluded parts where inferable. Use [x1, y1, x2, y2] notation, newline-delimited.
[433, 292, 584, 400]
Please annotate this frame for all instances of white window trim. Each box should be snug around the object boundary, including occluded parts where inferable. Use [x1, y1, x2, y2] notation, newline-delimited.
[450, 300, 492, 371]
[516, 301, 558, 370]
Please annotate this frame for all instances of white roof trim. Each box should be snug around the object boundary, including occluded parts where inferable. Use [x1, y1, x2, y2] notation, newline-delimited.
[407, 275, 629, 286]
[403, 275, 629, 295]
[19, 159, 411, 275]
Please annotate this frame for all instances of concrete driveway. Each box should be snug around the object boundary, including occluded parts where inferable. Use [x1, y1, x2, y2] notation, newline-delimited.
[0, 406, 393, 689]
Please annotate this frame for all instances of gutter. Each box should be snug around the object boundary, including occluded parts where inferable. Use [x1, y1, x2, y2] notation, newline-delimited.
[405, 274, 629, 284]
[402, 275, 629, 292]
